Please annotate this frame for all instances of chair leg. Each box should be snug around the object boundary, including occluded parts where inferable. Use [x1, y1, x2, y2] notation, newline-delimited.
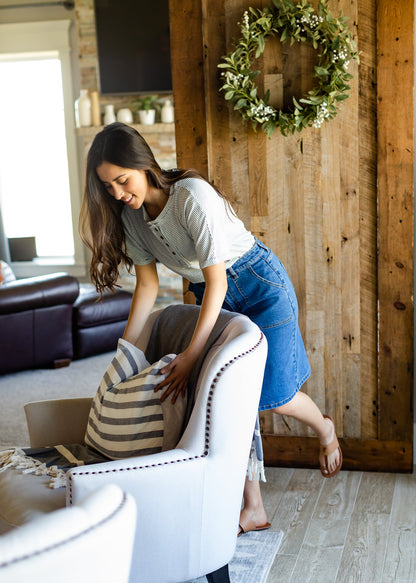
[206, 564, 230, 583]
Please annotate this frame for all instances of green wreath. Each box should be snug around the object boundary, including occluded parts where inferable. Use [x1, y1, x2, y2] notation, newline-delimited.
[218, 0, 359, 137]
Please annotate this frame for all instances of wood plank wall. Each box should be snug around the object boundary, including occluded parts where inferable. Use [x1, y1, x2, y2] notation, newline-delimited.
[169, 0, 414, 472]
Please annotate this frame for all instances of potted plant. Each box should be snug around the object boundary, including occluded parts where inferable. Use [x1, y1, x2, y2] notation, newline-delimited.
[134, 95, 159, 125]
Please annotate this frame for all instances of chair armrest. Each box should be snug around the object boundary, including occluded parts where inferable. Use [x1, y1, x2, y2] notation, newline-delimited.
[68, 449, 238, 582]
[68, 448, 208, 534]
[24, 398, 92, 447]
[68, 447, 204, 496]
[68, 449, 208, 559]
[0, 273, 79, 315]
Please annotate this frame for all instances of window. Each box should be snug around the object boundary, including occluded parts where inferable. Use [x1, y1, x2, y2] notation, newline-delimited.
[0, 20, 84, 275]
[0, 55, 74, 257]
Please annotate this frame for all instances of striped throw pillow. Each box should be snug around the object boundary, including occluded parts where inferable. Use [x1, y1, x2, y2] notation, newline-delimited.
[85, 339, 184, 460]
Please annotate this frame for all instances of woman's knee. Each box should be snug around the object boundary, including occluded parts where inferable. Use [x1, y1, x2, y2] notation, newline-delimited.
[272, 401, 293, 416]
[272, 391, 301, 416]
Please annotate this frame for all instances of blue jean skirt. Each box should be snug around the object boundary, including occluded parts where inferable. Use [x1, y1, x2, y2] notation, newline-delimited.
[189, 239, 311, 411]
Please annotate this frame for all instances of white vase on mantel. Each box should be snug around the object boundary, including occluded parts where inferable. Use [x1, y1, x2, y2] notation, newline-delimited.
[138, 109, 156, 125]
[75, 89, 91, 127]
[104, 104, 116, 125]
[117, 108, 133, 123]
[161, 99, 174, 123]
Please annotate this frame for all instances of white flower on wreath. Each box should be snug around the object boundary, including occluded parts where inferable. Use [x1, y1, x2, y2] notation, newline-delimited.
[249, 102, 275, 123]
[312, 101, 331, 128]
[297, 13, 323, 30]
[242, 10, 250, 33]
[332, 48, 348, 63]
[221, 71, 246, 87]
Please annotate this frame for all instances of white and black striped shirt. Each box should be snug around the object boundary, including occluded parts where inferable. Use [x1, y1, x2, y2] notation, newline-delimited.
[121, 177, 254, 283]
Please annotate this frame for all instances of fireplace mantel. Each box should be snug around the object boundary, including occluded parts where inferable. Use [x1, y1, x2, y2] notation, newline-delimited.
[76, 123, 177, 170]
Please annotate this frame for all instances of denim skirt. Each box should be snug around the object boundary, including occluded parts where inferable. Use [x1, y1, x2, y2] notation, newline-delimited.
[189, 239, 311, 411]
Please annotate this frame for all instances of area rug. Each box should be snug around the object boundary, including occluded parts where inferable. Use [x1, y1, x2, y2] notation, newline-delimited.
[185, 530, 283, 583]
[0, 352, 111, 449]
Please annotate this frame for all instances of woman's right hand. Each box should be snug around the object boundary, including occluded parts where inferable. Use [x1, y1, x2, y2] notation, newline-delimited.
[154, 350, 198, 404]
[155, 262, 228, 403]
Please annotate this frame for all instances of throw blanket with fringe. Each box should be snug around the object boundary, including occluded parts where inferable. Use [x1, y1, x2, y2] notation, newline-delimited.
[0, 444, 108, 488]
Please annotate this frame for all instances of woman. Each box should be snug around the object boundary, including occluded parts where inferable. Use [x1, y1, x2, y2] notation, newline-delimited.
[80, 122, 342, 535]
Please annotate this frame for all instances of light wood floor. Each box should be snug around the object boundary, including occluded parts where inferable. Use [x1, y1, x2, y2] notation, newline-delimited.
[263, 466, 416, 583]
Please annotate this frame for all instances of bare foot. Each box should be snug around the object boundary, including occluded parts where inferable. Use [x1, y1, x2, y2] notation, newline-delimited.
[319, 416, 342, 477]
[238, 507, 270, 536]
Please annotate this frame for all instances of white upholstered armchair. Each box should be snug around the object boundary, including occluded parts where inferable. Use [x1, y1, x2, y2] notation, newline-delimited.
[0, 484, 136, 583]
[4, 305, 267, 583]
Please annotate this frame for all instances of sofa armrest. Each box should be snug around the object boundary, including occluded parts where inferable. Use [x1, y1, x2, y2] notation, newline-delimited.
[0, 273, 79, 315]
[24, 398, 93, 447]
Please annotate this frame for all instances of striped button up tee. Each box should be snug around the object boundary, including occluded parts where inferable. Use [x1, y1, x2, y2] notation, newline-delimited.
[121, 177, 255, 283]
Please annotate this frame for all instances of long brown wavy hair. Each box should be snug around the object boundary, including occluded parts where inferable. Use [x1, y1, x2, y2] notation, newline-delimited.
[79, 122, 230, 293]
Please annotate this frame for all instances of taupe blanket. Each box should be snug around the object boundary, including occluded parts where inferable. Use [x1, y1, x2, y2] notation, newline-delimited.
[145, 304, 239, 426]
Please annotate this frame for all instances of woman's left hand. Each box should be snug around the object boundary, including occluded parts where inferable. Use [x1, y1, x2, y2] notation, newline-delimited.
[154, 351, 197, 404]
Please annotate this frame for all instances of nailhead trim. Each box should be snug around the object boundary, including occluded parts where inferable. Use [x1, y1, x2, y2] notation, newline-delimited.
[68, 331, 265, 505]
[0, 493, 130, 567]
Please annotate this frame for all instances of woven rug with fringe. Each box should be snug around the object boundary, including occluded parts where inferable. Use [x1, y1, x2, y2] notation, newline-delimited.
[185, 530, 283, 583]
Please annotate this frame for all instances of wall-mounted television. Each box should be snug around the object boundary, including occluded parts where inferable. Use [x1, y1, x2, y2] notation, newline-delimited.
[94, 0, 172, 95]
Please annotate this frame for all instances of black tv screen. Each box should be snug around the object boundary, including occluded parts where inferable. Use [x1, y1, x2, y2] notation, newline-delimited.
[94, 0, 172, 94]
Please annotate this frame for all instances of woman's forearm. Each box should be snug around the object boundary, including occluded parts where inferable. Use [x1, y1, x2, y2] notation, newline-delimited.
[184, 263, 228, 359]
[122, 262, 159, 345]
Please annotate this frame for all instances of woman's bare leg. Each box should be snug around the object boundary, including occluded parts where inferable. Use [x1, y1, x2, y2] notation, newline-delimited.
[274, 391, 341, 475]
[239, 477, 269, 535]
[239, 391, 341, 533]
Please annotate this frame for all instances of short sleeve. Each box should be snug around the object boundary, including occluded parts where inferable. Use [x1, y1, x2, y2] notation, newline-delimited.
[176, 181, 236, 269]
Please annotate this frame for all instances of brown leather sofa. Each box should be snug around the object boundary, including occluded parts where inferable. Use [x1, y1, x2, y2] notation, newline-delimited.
[0, 273, 80, 375]
[0, 273, 133, 375]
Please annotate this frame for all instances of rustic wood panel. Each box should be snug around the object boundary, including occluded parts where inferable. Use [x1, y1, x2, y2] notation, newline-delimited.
[377, 1, 414, 443]
[321, 120, 343, 428]
[302, 130, 325, 420]
[358, 0, 378, 440]
[169, 0, 208, 175]
[338, 0, 362, 439]
[201, 0, 233, 198]
[170, 0, 414, 471]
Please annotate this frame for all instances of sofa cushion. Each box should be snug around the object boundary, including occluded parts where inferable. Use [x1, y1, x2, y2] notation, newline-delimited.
[74, 321, 127, 359]
[74, 288, 132, 328]
[84, 339, 186, 460]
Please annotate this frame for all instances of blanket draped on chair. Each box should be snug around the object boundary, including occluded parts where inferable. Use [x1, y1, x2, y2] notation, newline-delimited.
[146, 304, 266, 481]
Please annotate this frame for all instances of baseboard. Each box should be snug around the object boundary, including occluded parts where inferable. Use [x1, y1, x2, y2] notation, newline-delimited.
[263, 434, 413, 473]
